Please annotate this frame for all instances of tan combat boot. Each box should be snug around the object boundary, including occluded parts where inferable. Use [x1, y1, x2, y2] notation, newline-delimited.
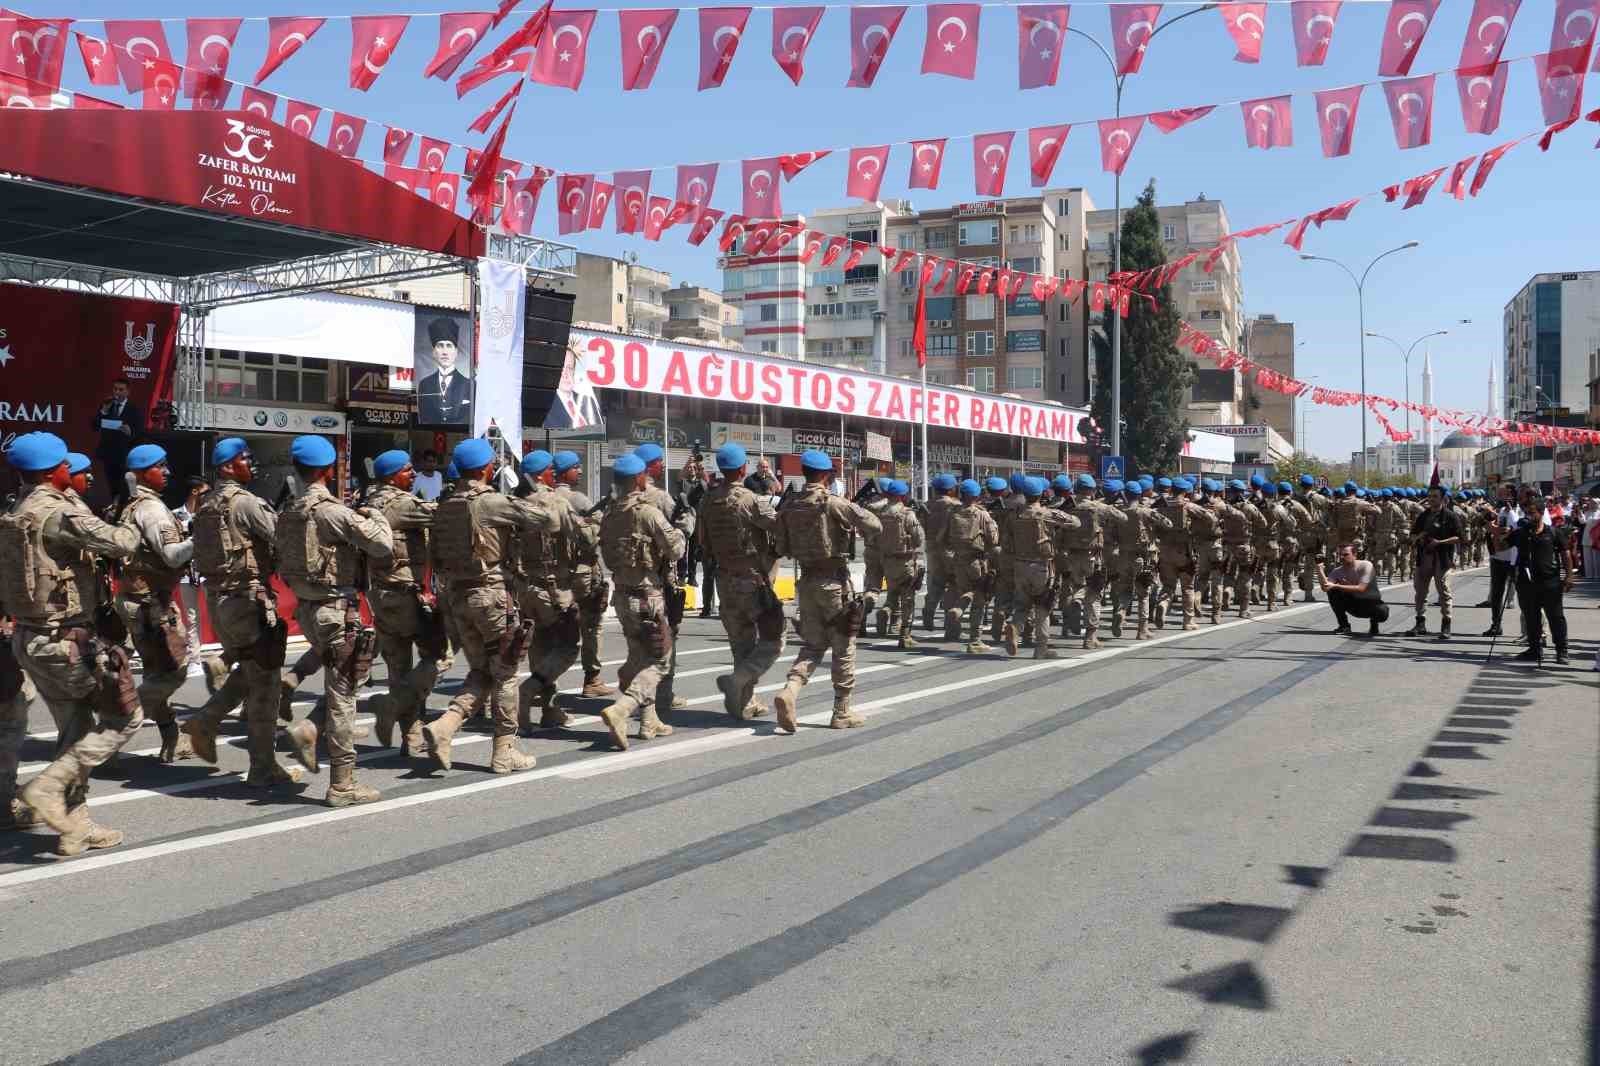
[156, 721, 193, 763]
[1210, 598, 1222, 625]
[1034, 639, 1059, 660]
[965, 640, 991, 655]
[400, 716, 429, 759]
[897, 632, 919, 650]
[245, 761, 303, 788]
[829, 698, 865, 729]
[56, 812, 124, 856]
[285, 718, 320, 774]
[423, 707, 465, 770]
[1002, 622, 1020, 657]
[490, 734, 538, 774]
[773, 679, 802, 735]
[1135, 620, 1151, 641]
[581, 674, 618, 698]
[1182, 593, 1199, 631]
[638, 703, 674, 740]
[181, 717, 219, 764]
[597, 697, 634, 751]
[943, 607, 964, 642]
[4, 797, 38, 829]
[324, 763, 380, 807]
[744, 698, 770, 719]
[371, 694, 398, 748]
[538, 683, 568, 730]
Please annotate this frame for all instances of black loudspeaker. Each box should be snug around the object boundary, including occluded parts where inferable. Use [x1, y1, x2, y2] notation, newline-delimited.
[522, 287, 575, 430]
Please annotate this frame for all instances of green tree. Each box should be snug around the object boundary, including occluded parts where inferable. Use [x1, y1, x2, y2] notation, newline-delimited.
[1091, 179, 1194, 474]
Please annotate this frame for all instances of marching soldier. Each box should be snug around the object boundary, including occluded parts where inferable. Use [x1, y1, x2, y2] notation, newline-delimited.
[938, 479, 1000, 654]
[1254, 481, 1293, 612]
[595, 453, 685, 748]
[1108, 481, 1173, 639]
[6, 433, 141, 853]
[511, 449, 585, 734]
[697, 443, 783, 719]
[182, 437, 303, 786]
[1002, 477, 1080, 659]
[1218, 481, 1258, 620]
[275, 435, 394, 805]
[1056, 474, 1117, 650]
[858, 479, 889, 637]
[1279, 480, 1314, 608]
[1333, 480, 1381, 558]
[920, 474, 961, 631]
[633, 443, 695, 714]
[1152, 478, 1208, 630]
[362, 450, 443, 760]
[1294, 475, 1329, 599]
[422, 438, 543, 772]
[552, 450, 616, 699]
[873, 480, 925, 650]
[985, 476, 1022, 642]
[115, 444, 197, 763]
[771, 450, 881, 730]
[1191, 480, 1229, 623]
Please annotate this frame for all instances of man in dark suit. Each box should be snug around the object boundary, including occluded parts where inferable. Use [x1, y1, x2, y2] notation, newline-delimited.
[91, 377, 141, 503]
[417, 317, 472, 426]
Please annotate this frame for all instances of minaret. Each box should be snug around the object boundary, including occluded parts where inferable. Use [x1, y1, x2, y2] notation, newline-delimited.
[1422, 343, 1435, 474]
[1487, 357, 1498, 420]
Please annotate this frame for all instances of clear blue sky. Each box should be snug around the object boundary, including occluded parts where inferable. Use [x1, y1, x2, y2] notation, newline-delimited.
[50, 0, 1599, 459]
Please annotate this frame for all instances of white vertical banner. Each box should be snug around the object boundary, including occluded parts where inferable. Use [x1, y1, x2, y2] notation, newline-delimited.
[473, 258, 525, 446]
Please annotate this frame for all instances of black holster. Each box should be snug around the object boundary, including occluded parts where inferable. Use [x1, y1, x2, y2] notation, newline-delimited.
[553, 601, 582, 647]
[416, 591, 448, 660]
[93, 571, 127, 645]
[254, 591, 288, 669]
[834, 594, 866, 639]
[499, 605, 534, 670]
[663, 581, 686, 630]
[755, 581, 785, 642]
[339, 599, 376, 685]
[587, 577, 611, 617]
[144, 595, 185, 673]
[0, 619, 22, 703]
[638, 605, 670, 658]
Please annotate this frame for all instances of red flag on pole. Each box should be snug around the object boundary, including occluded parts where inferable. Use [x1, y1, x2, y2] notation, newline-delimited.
[426, 12, 495, 80]
[913, 277, 929, 367]
[772, 6, 824, 84]
[1289, 0, 1341, 66]
[620, 8, 677, 89]
[1018, 5, 1069, 88]
[699, 7, 751, 89]
[1218, 3, 1267, 62]
[255, 16, 324, 84]
[1109, 4, 1162, 75]
[922, 3, 981, 79]
[848, 6, 907, 87]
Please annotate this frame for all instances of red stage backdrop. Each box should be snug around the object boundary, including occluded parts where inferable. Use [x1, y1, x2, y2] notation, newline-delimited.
[0, 282, 178, 459]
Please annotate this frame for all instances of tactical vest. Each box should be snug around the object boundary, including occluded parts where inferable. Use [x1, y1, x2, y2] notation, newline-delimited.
[192, 481, 262, 589]
[120, 490, 184, 589]
[0, 488, 92, 624]
[924, 495, 959, 544]
[515, 494, 572, 582]
[432, 484, 509, 584]
[278, 493, 359, 589]
[946, 504, 989, 559]
[600, 493, 663, 576]
[365, 485, 425, 588]
[1257, 503, 1286, 541]
[781, 489, 840, 567]
[878, 504, 920, 558]
[1333, 497, 1368, 535]
[1111, 503, 1153, 552]
[1058, 501, 1104, 552]
[1008, 505, 1055, 562]
[1156, 498, 1191, 546]
[1220, 503, 1252, 543]
[554, 484, 600, 566]
[701, 482, 762, 563]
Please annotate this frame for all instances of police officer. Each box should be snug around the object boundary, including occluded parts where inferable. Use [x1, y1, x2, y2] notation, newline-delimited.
[920, 473, 961, 631]
[183, 437, 303, 786]
[114, 443, 197, 762]
[275, 435, 394, 805]
[938, 478, 1001, 654]
[771, 450, 882, 730]
[6, 433, 141, 853]
[552, 450, 615, 699]
[362, 449, 442, 759]
[1002, 477, 1080, 658]
[1108, 481, 1172, 639]
[873, 480, 925, 650]
[697, 443, 783, 719]
[595, 453, 685, 748]
[511, 448, 585, 734]
[423, 438, 544, 772]
[633, 443, 695, 714]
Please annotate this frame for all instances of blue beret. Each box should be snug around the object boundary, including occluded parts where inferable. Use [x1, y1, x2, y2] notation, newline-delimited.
[1138, 474, 1154, 486]
[1156, 477, 1173, 489]
[521, 449, 553, 475]
[887, 479, 909, 496]
[1024, 477, 1047, 496]
[1076, 473, 1096, 489]
[1009, 473, 1028, 491]
[1355, 488, 1367, 498]
[1262, 482, 1278, 496]
[800, 449, 833, 472]
[1126, 482, 1143, 496]
[985, 477, 1007, 493]
[126, 443, 168, 471]
[1105, 479, 1124, 493]
[614, 453, 646, 477]
[290, 436, 336, 468]
[1378, 487, 1391, 497]
[452, 437, 494, 471]
[553, 450, 581, 474]
[66, 452, 92, 475]
[1248, 474, 1264, 488]
[211, 437, 248, 466]
[634, 443, 664, 464]
[1228, 479, 1246, 491]
[1053, 474, 1073, 491]
[932, 473, 957, 492]
[1278, 481, 1294, 494]
[373, 449, 411, 478]
[1343, 480, 1358, 492]
[714, 442, 747, 470]
[6, 432, 68, 472]
[445, 462, 460, 479]
[960, 478, 982, 497]
[1299, 474, 1315, 486]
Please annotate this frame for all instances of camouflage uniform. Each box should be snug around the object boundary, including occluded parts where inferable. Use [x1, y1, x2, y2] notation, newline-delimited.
[554, 481, 611, 696]
[1281, 494, 1316, 605]
[937, 497, 1001, 649]
[1254, 496, 1293, 612]
[511, 488, 584, 731]
[1295, 489, 1330, 598]
[697, 478, 782, 718]
[1152, 494, 1209, 630]
[1109, 497, 1172, 638]
[640, 482, 695, 712]
[873, 499, 925, 647]
[1217, 497, 1257, 619]
[772, 483, 882, 729]
[1055, 496, 1118, 648]
[363, 483, 440, 758]
[115, 484, 195, 761]
[1001, 500, 1080, 658]
[1191, 498, 1228, 622]
[1332, 495, 1381, 559]
[597, 489, 685, 746]
[920, 492, 961, 630]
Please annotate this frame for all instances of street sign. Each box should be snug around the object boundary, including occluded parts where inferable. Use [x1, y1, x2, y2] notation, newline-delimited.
[1101, 456, 1125, 481]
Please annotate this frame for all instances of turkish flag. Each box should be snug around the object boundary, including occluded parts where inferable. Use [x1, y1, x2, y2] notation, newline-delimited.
[1378, 0, 1439, 76]
[972, 131, 1013, 195]
[615, 171, 651, 233]
[687, 209, 724, 246]
[1018, 5, 1069, 88]
[1444, 154, 1478, 199]
[256, 16, 325, 84]
[0, 70, 54, 108]
[1218, 3, 1267, 62]
[1289, 0, 1341, 66]
[932, 259, 957, 293]
[469, 82, 520, 133]
[73, 33, 119, 86]
[956, 265, 977, 294]
[977, 270, 994, 296]
[676, 162, 719, 220]
[1148, 106, 1214, 132]
[1458, 0, 1520, 74]
[1551, 0, 1598, 51]
[893, 248, 918, 273]
[349, 15, 410, 90]
[179, 18, 240, 100]
[1241, 95, 1293, 148]
[501, 174, 545, 235]
[72, 92, 122, 110]
[416, 136, 452, 172]
[742, 157, 782, 216]
[1401, 166, 1447, 208]
[772, 6, 824, 84]
[1455, 61, 1509, 133]
[483, 2, 551, 69]
[620, 8, 677, 90]
[744, 220, 779, 255]
[718, 215, 749, 253]
[842, 242, 868, 270]
[847, 145, 890, 200]
[642, 196, 672, 241]
[384, 164, 425, 195]
[801, 231, 826, 262]
[1383, 74, 1435, 148]
[587, 181, 614, 229]
[820, 236, 848, 266]
[769, 223, 806, 255]
[912, 274, 928, 366]
[532, 9, 596, 90]
[492, 0, 524, 29]
[699, 7, 751, 89]
[1109, 4, 1162, 75]
[780, 151, 829, 179]
[1027, 124, 1069, 186]
[427, 170, 461, 212]
[922, 3, 981, 78]
[909, 138, 947, 188]
[848, 6, 907, 87]
[1098, 115, 1145, 174]
[0, 15, 71, 91]
[557, 174, 594, 234]
[1469, 139, 1516, 195]
[188, 70, 231, 111]
[326, 113, 367, 158]
[104, 20, 172, 92]
[457, 51, 530, 96]
[426, 12, 494, 80]
[1313, 84, 1363, 156]
[383, 126, 414, 164]
[138, 58, 181, 110]
[1534, 45, 1589, 124]
[283, 100, 322, 139]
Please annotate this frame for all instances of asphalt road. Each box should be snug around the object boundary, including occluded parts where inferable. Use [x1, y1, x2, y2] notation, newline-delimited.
[2, 566, 1597, 1066]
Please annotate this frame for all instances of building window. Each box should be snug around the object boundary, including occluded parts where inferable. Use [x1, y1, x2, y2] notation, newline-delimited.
[760, 341, 778, 353]
[844, 263, 879, 284]
[966, 366, 996, 391]
[1059, 304, 1067, 323]
[849, 338, 870, 358]
[1057, 232, 1069, 250]
[1059, 336, 1070, 359]
[206, 351, 329, 403]
[810, 268, 844, 286]
[966, 294, 995, 319]
[847, 228, 878, 245]
[929, 334, 957, 357]
[1162, 222, 1177, 241]
[925, 228, 951, 249]
[966, 330, 994, 355]
[1006, 366, 1043, 390]
[1024, 224, 1041, 242]
[959, 221, 999, 246]
[897, 232, 913, 249]
[900, 268, 917, 290]
[1059, 373, 1068, 393]
[1009, 256, 1041, 274]
[926, 371, 948, 385]
[1057, 197, 1071, 216]
[759, 304, 778, 322]
[847, 300, 875, 319]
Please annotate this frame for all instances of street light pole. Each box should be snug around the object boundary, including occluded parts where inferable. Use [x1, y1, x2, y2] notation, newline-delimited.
[1300, 241, 1419, 478]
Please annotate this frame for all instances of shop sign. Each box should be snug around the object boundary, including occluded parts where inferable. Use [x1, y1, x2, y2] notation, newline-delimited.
[709, 421, 794, 454]
[204, 402, 346, 434]
[348, 403, 412, 429]
[865, 431, 892, 461]
[1005, 329, 1045, 353]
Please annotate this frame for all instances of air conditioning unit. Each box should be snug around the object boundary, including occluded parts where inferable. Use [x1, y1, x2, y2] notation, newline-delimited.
[824, 284, 840, 296]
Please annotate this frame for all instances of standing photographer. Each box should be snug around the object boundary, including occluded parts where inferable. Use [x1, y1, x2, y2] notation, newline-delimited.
[1506, 493, 1574, 666]
[1404, 484, 1465, 639]
[1479, 484, 1522, 637]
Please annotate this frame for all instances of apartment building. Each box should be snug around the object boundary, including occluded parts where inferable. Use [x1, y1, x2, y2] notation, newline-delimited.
[1502, 270, 1600, 418]
[548, 252, 671, 336]
[1244, 314, 1296, 447]
[1086, 196, 1247, 426]
[662, 283, 740, 348]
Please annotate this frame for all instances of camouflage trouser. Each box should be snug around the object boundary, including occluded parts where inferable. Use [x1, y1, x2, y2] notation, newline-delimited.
[295, 598, 365, 770]
[370, 587, 440, 733]
[882, 558, 920, 638]
[862, 553, 885, 613]
[1156, 545, 1196, 627]
[615, 583, 672, 710]
[1195, 543, 1227, 611]
[114, 588, 188, 726]
[942, 556, 990, 643]
[518, 581, 580, 699]
[16, 625, 142, 803]
[0, 673, 39, 811]
[1225, 543, 1256, 614]
[196, 590, 283, 772]
[1010, 559, 1055, 646]
[922, 558, 949, 630]
[1371, 534, 1397, 582]
[1299, 535, 1325, 593]
[1060, 550, 1105, 635]
[570, 568, 605, 681]
[717, 570, 785, 711]
[1109, 558, 1155, 632]
[1254, 539, 1282, 608]
[443, 585, 520, 738]
[987, 552, 1015, 637]
[786, 573, 856, 701]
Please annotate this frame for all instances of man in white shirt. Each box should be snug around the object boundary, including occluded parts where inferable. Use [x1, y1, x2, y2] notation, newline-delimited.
[412, 450, 443, 502]
[1480, 485, 1522, 637]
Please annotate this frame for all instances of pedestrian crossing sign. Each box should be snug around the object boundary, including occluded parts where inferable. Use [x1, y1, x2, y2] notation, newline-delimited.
[1101, 456, 1124, 481]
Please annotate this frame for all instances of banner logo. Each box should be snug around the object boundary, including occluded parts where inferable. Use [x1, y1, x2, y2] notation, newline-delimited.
[223, 118, 271, 165]
[123, 321, 156, 361]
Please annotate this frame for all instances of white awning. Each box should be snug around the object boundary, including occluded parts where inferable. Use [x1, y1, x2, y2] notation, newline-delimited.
[205, 291, 414, 368]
